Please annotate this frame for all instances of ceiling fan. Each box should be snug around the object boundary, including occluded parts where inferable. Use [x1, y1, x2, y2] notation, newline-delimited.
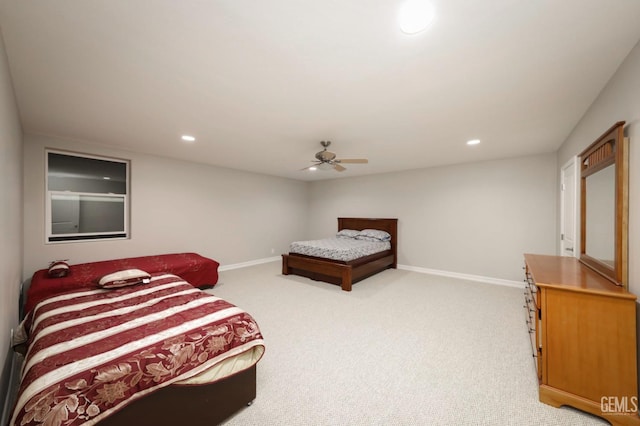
[301, 141, 368, 172]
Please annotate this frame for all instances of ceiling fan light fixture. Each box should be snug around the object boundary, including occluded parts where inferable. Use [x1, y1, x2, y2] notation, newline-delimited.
[317, 162, 334, 171]
[398, 0, 435, 35]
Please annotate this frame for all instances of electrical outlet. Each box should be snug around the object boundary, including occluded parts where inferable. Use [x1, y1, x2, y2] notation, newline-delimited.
[270, 248, 275, 254]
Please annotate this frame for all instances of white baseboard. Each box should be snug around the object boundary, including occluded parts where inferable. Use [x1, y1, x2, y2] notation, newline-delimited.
[219, 256, 280, 272]
[218, 257, 525, 289]
[397, 264, 525, 288]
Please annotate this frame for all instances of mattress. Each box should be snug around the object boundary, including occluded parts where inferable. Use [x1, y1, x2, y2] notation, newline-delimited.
[11, 273, 264, 426]
[289, 237, 391, 262]
[25, 253, 219, 316]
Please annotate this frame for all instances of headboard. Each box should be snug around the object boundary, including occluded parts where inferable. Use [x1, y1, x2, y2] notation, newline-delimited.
[337, 217, 398, 265]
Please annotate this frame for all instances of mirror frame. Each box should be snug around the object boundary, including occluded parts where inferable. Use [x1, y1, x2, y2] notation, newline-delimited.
[579, 121, 628, 288]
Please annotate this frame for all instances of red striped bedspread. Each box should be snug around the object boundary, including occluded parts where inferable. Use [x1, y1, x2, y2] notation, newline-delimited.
[25, 253, 220, 316]
[10, 273, 264, 426]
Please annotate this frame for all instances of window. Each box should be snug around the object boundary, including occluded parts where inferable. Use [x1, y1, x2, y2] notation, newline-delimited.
[46, 150, 130, 243]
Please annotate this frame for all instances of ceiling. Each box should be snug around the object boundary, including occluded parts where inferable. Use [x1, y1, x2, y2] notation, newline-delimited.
[1, 1, 640, 181]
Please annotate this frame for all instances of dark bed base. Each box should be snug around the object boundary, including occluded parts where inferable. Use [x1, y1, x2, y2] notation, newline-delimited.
[282, 218, 398, 291]
[282, 251, 395, 291]
[97, 365, 256, 426]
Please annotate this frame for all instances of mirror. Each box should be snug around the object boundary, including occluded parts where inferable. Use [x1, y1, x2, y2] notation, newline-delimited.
[584, 164, 615, 265]
[579, 121, 628, 288]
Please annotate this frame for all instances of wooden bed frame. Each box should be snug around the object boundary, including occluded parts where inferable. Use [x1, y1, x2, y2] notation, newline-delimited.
[282, 218, 398, 291]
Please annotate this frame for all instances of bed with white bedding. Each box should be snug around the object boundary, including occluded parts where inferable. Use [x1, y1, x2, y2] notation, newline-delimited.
[282, 217, 398, 292]
[289, 237, 391, 262]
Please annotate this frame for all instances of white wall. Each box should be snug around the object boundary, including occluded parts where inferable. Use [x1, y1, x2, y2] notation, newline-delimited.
[0, 30, 23, 375]
[23, 133, 558, 287]
[557, 39, 640, 298]
[308, 153, 557, 282]
[23, 134, 309, 278]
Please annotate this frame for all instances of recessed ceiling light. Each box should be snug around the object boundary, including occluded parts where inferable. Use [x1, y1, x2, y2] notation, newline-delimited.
[181, 135, 196, 142]
[467, 139, 481, 146]
[398, 0, 436, 35]
[103, 176, 111, 180]
[309, 166, 318, 171]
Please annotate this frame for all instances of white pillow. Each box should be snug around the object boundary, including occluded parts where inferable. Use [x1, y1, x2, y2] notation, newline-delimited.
[336, 229, 361, 239]
[98, 269, 151, 289]
[356, 229, 391, 242]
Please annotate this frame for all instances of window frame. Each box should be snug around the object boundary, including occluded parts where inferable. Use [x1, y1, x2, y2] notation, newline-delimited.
[45, 149, 131, 244]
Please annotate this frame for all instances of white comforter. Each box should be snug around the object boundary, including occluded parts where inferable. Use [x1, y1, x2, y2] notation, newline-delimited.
[289, 237, 390, 261]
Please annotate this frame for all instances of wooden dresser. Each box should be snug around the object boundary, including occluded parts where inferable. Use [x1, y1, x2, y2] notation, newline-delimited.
[524, 254, 639, 425]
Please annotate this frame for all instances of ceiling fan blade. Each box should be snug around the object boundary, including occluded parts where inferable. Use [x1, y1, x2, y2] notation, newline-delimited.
[336, 158, 368, 164]
[334, 163, 346, 172]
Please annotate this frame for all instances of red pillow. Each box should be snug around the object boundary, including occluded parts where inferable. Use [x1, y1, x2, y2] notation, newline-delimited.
[48, 260, 70, 278]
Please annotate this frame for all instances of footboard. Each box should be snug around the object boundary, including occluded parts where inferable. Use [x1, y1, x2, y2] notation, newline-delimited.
[282, 254, 353, 291]
[282, 252, 396, 292]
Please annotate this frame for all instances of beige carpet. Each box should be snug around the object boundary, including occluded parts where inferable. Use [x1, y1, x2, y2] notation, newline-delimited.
[210, 262, 607, 425]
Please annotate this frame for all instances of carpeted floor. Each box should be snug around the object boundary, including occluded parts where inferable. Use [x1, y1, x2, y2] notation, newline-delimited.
[210, 262, 607, 425]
